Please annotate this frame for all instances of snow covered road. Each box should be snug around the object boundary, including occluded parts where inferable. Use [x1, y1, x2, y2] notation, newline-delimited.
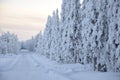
[0, 51, 70, 80]
[0, 51, 120, 80]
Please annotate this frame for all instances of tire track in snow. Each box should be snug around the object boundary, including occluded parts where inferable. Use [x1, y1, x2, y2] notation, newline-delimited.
[29, 53, 72, 80]
[0, 52, 72, 80]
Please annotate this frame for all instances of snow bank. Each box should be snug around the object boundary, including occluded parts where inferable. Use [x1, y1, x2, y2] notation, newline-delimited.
[30, 53, 93, 74]
[29, 53, 120, 80]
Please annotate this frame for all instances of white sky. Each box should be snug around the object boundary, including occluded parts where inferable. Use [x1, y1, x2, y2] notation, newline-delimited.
[0, 0, 83, 41]
[0, 0, 62, 41]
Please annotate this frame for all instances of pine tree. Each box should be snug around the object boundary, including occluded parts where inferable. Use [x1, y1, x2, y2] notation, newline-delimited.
[81, 0, 97, 66]
[107, 0, 120, 72]
[68, 0, 81, 63]
[43, 16, 53, 58]
[60, 0, 81, 63]
[0, 32, 20, 54]
[51, 9, 60, 61]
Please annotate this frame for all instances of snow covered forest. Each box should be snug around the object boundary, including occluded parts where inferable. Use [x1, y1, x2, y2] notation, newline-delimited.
[0, 0, 120, 73]
[34, 0, 120, 72]
[0, 32, 20, 54]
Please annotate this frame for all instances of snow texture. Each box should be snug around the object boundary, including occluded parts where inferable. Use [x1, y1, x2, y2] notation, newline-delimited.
[0, 51, 120, 80]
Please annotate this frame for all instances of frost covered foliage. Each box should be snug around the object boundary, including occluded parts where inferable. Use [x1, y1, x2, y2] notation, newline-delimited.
[0, 32, 20, 54]
[81, 0, 120, 72]
[35, 0, 120, 72]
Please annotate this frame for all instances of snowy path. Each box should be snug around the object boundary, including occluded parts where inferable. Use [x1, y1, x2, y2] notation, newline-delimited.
[0, 50, 120, 80]
[0, 51, 70, 80]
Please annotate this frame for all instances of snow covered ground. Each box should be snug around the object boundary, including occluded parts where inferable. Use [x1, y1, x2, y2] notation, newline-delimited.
[0, 50, 120, 80]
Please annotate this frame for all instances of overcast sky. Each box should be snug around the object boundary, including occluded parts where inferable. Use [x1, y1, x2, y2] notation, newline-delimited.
[0, 0, 83, 41]
[0, 0, 62, 41]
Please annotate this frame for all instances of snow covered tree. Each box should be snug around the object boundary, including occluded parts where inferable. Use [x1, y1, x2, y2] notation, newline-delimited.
[0, 32, 20, 54]
[34, 0, 120, 72]
[106, 0, 120, 72]
[49, 9, 60, 61]
[59, 0, 82, 63]
[81, 0, 120, 72]
[94, 0, 109, 72]
[35, 31, 43, 53]
[81, 0, 98, 66]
